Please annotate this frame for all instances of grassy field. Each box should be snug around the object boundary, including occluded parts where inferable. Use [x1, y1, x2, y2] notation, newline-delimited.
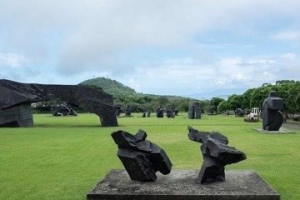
[0, 113, 299, 200]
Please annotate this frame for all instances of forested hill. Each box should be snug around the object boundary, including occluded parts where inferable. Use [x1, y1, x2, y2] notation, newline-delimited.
[79, 77, 194, 112]
[80, 77, 137, 97]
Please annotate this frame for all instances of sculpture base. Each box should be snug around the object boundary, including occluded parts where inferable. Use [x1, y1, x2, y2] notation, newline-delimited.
[0, 105, 33, 127]
[87, 169, 280, 200]
[254, 128, 294, 134]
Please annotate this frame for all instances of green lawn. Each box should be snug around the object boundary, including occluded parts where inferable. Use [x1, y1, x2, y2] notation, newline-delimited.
[0, 113, 299, 200]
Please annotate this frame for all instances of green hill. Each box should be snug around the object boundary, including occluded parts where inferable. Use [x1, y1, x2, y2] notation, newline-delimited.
[79, 77, 137, 97]
[79, 77, 196, 112]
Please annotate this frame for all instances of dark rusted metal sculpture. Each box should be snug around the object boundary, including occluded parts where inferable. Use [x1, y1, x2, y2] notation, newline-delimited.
[188, 126, 246, 184]
[111, 129, 172, 182]
[0, 79, 118, 127]
[262, 91, 284, 131]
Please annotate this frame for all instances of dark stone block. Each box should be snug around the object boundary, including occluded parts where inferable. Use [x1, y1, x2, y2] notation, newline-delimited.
[188, 126, 246, 184]
[166, 109, 175, 118]
[188, 101, 201, 119]
[156, 107, 164, 118]
[0, 105, 33, 127]
[0, 79, 118, 127]
[111, 129, 172, 182]
[51, 105, 77, 116]
[262, 91, 284, 131]
[87, 169, 280, 200]
[125, 106, 131, 116]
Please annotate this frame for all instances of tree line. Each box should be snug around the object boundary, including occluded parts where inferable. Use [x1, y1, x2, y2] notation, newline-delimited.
[217, 80, 300, 113]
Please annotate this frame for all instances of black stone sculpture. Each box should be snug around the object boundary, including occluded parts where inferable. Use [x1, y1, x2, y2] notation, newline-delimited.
[207, 106, 217, 115]
[115, 105, 122, 117]
[262, 91, 284, 131]
[125, 106, 132, 116]
[188, 126, 246, 184]
[156, 107, 164, 118]
[234, 108, 245, 117]
[51, 105, 78, 116]
[0, 79, 118, 127]
[174, 109, 179, 116]
[166, 109, 175, 118]
[188, 101, 201, 119]
[111, 129, 172, 182]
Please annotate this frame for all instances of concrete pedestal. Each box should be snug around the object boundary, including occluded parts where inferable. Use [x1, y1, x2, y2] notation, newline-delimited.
[87, 169, 280, 200]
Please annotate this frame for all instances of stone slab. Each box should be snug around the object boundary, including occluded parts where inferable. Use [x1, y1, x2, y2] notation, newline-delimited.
[87, 169, 280, 200]
[254, 128, 295, 134]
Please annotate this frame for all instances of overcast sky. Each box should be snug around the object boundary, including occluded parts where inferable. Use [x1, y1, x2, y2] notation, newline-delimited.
[0, 0, 299, 99]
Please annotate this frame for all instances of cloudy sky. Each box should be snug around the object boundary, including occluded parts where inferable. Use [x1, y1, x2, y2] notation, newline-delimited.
[0, 0, 299, 99]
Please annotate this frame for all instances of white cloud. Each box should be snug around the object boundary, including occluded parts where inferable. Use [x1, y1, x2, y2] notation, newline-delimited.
[0, 1, 299, 97]
[1, 0, 300, 75]
[0, 53, 28, 68]
[272, 30, 300, 41]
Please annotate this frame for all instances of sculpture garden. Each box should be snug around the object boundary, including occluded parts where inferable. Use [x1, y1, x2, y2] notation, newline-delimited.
[0, 113, 299, 199]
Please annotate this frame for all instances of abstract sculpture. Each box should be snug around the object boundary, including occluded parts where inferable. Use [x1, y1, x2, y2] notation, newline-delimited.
[156, 107, 164, 118]
[51, 105, 78, 116]
[262, 91, 284, 131]
[111, 129, 172, 182]
[188, 101, 201, 119]
[0, 79, 118, 127]
[166, 109, 175, 118]
[188, 126, 246, 184]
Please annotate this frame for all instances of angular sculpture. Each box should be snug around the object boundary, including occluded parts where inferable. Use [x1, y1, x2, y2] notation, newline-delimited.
[125, 106, 132, 116]
[0, 79, 118, 127]
[188, 101, 201, 119]
[156, 107, 164, 118]
[111, 129, 172, 182]
[51, 105, 78, 116]
[234, 108, 245, 117]
[166, 109, 175, 118]
[262, 91, 284, 131]
[188, 126, 246, 184]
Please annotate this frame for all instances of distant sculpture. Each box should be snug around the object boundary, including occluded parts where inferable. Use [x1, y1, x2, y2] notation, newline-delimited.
[188, 126, 246, 184]
[115, 105, 122, 117]
[125, 106, 132, 116]
[111, 129, 172, 182]
[234, 108, 245, 117]
[51, 105, 78, 116]
[166, 109, 175, 118]
[207, 106, 217, 115]
[262, 91, 284, 131]
[156, 107, 164, 118]
[188, 101, 201, 119]
[0, 79, 118, 127]
[174, 109, 179, 116]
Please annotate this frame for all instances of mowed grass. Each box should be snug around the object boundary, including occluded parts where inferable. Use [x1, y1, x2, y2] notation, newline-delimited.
[0, 113, 299, 200]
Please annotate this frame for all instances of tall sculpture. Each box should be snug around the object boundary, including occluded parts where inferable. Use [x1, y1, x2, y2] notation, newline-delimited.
[188, 101, 201, 119]
[111, 129, 172, 182]
[262, 91, 284, 131]
[188, 126, 246, 184]
[0, 79, 118, 127]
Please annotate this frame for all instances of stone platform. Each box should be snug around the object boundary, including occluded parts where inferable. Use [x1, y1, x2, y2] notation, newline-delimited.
[87, 169, 280, 200]
[254, 128, 294, 134]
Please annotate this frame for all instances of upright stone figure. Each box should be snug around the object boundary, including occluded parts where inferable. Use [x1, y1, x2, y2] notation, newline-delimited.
[188, 101, 201, 119]
[111, 129, 172, 182]
[0, 79, 118, 127]
[188, 126, 246, 184]
[262, 91, 284, 131]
